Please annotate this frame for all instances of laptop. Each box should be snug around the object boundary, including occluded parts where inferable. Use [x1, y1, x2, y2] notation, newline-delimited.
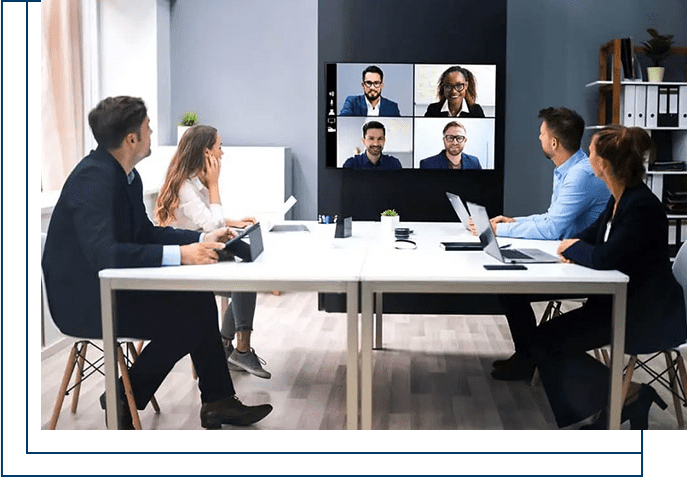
[443, 192, 483, 250]
[466, 201, 559, 263]
[216, 222, 264, 262]
[446, 192, 472, 230]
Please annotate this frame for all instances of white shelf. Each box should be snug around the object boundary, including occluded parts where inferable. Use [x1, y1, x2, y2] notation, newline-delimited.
[586, 80, 687, 87]
[646, 170, 687, 175]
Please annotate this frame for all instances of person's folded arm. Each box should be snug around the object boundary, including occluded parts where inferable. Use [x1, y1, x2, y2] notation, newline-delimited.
[562, 199, 662, 271]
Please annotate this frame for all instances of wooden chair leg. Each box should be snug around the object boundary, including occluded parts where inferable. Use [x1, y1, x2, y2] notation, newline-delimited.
[70, 341, 88, 414]
[664, 351, 684, 427]
[621, 355, 637, 405]
[126, 342, 160, 413]
[118, 347, 142, 430]
[48, 343, 79, 430]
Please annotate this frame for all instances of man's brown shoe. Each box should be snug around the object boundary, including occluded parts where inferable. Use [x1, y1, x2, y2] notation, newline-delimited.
[200, 396, 272, 429]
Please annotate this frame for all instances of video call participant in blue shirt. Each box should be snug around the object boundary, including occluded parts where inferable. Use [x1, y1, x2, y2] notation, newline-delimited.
[419, 121, 482, 170]
[470, 107, 610, 240]
[339, 65, 401, 117]
[342, 121, 403, 169]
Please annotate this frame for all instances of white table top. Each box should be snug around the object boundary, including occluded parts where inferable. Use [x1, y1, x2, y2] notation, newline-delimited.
[99, 221, 628, 289]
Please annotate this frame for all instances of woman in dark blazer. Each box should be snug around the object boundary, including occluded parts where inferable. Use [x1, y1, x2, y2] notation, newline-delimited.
[534, 125, 686, 429]
[423, 66, 485, 118]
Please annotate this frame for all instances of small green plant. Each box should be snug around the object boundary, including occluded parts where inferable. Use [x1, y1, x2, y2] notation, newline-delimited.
[179, 111, 199, 126]
[381, 209, 398, 217]
[642, 28, 674, 67]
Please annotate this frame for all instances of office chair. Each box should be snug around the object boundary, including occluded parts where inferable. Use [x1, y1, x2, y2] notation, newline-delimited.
[619, 241, 687, 427]
[42, 233, 159, 430]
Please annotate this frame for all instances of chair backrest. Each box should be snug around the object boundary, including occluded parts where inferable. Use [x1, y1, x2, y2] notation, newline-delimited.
[672, 241, 687, 313]
[41, 233, 64, 342]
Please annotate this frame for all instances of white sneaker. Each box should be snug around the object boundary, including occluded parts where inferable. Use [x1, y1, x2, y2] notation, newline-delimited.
[228, 348, 271, 379]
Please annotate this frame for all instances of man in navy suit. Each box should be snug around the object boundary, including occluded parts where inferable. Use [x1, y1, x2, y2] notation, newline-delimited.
[42, 96, 272, 429]
[419, 121, 482, 169]
[342, 121, 402, 169]
[339, 65, 401, 116]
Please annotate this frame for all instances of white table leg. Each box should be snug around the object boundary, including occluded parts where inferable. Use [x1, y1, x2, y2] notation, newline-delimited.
[608, 285, 627, 429]
[346, 281, 359, 430]
[100, 278, 120, 430]
[374, 292, 383, 350]
[361, 282, 374, 430]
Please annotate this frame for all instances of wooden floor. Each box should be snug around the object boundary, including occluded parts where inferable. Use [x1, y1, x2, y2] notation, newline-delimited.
[41, 292, 685, 430]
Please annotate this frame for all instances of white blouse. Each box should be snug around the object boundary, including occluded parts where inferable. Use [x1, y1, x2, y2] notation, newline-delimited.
[169, 177, 225, 232]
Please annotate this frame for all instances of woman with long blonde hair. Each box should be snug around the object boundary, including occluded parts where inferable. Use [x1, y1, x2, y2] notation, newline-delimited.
[156, 125, 271, 379]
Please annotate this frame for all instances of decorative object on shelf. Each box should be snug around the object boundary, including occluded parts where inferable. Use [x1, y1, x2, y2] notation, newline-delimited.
[380, 209, 400, 239]
[177, 111, 199, 144]
[642, 28, 674, 82]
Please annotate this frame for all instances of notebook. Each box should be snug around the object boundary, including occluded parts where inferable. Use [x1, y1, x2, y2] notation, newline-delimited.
[466, 202, 559, 264]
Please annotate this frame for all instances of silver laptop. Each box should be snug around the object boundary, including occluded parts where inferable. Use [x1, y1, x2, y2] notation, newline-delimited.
[446, 192, 471, 230]
[466, 202, 559, 263]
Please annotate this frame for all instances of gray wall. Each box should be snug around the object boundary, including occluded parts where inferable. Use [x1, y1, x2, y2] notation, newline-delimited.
[505, 0, 687, 216]
[169, 0, 317, 220]
[169, 0, 687, 219]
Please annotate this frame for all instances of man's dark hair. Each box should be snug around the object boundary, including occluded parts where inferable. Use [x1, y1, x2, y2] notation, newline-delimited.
[537, 107, 585, 152]
[362, 65, 384, 82]
[362, 120, 386, 137]
[88, 96, 148, 149]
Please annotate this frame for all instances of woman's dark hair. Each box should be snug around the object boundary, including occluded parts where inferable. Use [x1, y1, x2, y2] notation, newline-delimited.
[592, 125, 654, 187]
[437, 66, 477, 106]
[155, 125, 218, 225]
[88, 96, 147, 149]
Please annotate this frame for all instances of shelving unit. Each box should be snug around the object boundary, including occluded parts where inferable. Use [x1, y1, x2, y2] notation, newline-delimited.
[588, 38, 687, 258]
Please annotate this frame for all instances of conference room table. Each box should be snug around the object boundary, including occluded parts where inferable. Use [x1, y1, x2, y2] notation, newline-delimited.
[357, 222, 629, 430]
[100, 220, 629, 430]
[99, 222, 366, 430]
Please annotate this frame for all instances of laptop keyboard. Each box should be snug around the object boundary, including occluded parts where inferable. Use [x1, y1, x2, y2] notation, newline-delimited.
[501, 248, 533, 260]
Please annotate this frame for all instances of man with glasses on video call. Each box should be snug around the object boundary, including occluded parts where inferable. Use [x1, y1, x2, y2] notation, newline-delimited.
[340, 65, 401, 117]
[419, 121, 482, 169]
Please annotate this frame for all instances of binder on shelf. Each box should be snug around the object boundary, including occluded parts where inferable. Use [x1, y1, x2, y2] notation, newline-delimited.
[646, 85, 659, 128]
[658, 86, 679, 128]
[634, 84, 647, 127]
[678, 85, 687, 128]
[620, 38, 633, 79]
[621, 84, 636, 126]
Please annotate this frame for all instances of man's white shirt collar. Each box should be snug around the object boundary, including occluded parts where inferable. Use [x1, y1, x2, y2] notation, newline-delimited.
[365, 96, 381, 116]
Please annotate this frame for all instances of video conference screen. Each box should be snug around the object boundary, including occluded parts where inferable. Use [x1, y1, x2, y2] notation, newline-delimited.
[325, 63, 496, 170]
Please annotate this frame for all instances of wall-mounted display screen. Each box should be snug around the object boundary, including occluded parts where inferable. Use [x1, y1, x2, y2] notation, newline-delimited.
[325, 63, 496, 170]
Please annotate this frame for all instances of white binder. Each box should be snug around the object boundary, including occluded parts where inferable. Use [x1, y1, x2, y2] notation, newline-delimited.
[680, 85, 687, 128]
[646, 85, 659, 128]
[621, 84, 636, 126]
[634, 84, 647, 128]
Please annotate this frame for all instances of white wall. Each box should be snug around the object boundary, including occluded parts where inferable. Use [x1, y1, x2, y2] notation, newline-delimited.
[98, 0, 160, 144]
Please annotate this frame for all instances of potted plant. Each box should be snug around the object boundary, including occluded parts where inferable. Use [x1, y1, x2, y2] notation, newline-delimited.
[177, 112, 199, 144]
[380, 209, 400, 238]
[642, 28, 673, 82]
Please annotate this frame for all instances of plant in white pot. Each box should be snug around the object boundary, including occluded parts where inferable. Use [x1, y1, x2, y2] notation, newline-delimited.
[177, 112, 198, 144]
[642, 28, 673, 82]
[380, 209, 400, 238]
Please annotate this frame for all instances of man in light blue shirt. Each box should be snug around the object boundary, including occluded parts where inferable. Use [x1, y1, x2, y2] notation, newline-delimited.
[481, 107, 609, 240]
[485, 107, 610, 382]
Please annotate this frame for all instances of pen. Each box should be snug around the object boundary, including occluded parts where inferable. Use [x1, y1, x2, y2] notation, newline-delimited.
[500, 244, 512, 249]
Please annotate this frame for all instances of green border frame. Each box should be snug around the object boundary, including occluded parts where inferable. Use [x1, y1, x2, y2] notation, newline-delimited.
[2, 0, 687, 476]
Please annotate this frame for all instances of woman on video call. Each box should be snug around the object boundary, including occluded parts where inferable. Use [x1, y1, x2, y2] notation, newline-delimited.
[155, 125, 271, 379]
[424, 65, 485, 118]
